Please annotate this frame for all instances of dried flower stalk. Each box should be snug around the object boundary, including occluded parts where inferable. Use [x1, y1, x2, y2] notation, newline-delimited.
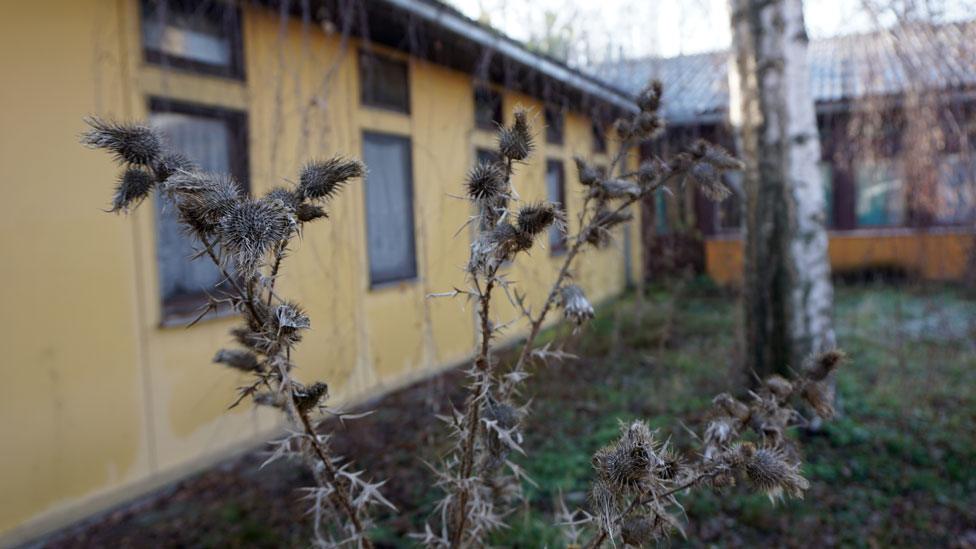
[83, 118, 388, 548]
[424, 81, 748, 547]
[577, 350, 846, 547]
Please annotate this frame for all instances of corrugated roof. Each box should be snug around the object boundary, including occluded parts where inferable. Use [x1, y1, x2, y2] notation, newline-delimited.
[595, 20, 976, 124]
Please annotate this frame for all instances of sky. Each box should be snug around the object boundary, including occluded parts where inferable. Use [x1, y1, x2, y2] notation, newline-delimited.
[446, 0, 975, 62]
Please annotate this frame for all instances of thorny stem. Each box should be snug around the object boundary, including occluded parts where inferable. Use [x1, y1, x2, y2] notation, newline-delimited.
[199, 230, 373, 547]
[198, 234, 259, 318]
[451, 269, 498, 547]
[266, 240, 287, 308]
[294, 397, 374, 549]
[448, 157, 514, 547]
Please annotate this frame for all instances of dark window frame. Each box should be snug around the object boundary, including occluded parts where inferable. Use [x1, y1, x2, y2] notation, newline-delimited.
[545, 105, 565, 145]
[359, 51, 411, 114]
[475, 147, 499, 165]
[474, 86, 503, 130]
[148, 96, 250, 322]
[362, 131, 419, 287]
[546, 159, 568, 254]
[140, 0, 246, 81]
[592, 120, 608, 153]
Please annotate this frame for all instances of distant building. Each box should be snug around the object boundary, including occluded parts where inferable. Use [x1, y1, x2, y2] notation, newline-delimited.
[599, 21, 976, 283]
[0, 0, 641, 543]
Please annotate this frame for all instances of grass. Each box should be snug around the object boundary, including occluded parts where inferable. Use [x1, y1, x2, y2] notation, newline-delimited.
[49, 281, 976, 548]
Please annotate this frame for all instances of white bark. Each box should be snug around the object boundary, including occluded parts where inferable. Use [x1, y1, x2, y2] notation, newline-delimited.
[780, 1, 836, 357]
[728, 0, 835, 376]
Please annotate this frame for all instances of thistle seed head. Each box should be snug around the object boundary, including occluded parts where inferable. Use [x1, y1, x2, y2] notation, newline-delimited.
[111, 168, 155, 212]
[293, 381, 329, 413]
[296, 203, 328, 223]
[739, 444, 810, 501]
[620, 515, 656, 546]
[592, 421, 657, 490]
[153, 152, 194, 181]
[614, 117, 634, 139]
[298, 157, 363, 202]
[713, 393, 750, 422]
[636, 80, 663, 113]
[801, 382, 835, 419]
[213, 349, 262, 373]
[218, 198, 295, 276]
[273, 301, 310, 333]
[466, 162, 507, 203]
[764, 375, 794, 401]
[635, 111, 665, 139]
[516, 202, 562, 237]
[696, 140, 745, 171]
[592, 179, 642, 200]
[584, 207, 632, 248]
[164, 171, 243, 234]
[560, 285, 594, 327]
[81, 117, 162, 166]
[637, 160, 659, 186]
[574, 156, 601, 186]
[263, 187, 302, 211]
[805, 349, 846, 381]
[498, 108, 534, 161]
[687, 161, 731, 201]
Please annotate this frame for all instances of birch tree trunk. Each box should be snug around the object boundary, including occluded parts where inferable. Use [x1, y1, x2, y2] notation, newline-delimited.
[727, 0, 836, 380]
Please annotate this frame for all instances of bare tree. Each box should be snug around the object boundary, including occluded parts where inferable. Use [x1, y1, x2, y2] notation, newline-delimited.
[727, 0, 837, 381]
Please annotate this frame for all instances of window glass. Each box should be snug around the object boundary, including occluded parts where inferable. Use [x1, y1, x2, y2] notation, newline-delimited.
[545, 106, 564, 145]
[142, 0, 243, 77]
[820, 162, 834, 228]
[363, 133, 417, 284]
[546, 160, 567, 253]
[936, 154, 976, 223]
[476, 148, 498, 165]
[360, 52, 410, 113]
[149, 107, 245, 315]
[654, 189, 669, 234]
[855, 160, 904, 227]
[474, 87, 502, 130]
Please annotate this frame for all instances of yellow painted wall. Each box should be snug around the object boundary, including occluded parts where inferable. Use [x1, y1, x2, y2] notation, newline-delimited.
[705, 229, 975, 285]
[0, 0, 640, 543]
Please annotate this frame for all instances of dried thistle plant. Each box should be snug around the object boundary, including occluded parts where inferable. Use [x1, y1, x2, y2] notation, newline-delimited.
[82, 118, 387, 548]
[423, 81, 748, 547]
[573, 350, 846, 548]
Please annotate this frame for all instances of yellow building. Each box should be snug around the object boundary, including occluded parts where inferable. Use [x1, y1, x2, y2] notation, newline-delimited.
[0, 0, 642, 543]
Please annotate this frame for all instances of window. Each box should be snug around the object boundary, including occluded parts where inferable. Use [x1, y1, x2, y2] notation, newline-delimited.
[855, 160, 904, 227]
[717, 171, 743, 232]
[141, 0, 244, 79]
[654, 189, 669, 234]
[545, 105, 564, 145]
[149, 98, 248, 318]
[476, 148, 498, 166]
[820, 162, 834, 228]
[363, 132, 417, 285]
[592, 121, 607, 153]
[546, 159, 567, 253]
[936, 154, 976, 224]
[474, 86, 503, 130]
[359, 52, 410, 113]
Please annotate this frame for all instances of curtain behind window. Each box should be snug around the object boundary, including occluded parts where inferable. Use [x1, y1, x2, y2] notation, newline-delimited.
[363, 133, 417, 284]
[150, 112, 230, 304]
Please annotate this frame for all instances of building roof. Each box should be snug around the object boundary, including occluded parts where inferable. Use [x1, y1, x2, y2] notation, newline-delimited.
[300, 0, 639, 116]
[595, 20, 976, 124]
